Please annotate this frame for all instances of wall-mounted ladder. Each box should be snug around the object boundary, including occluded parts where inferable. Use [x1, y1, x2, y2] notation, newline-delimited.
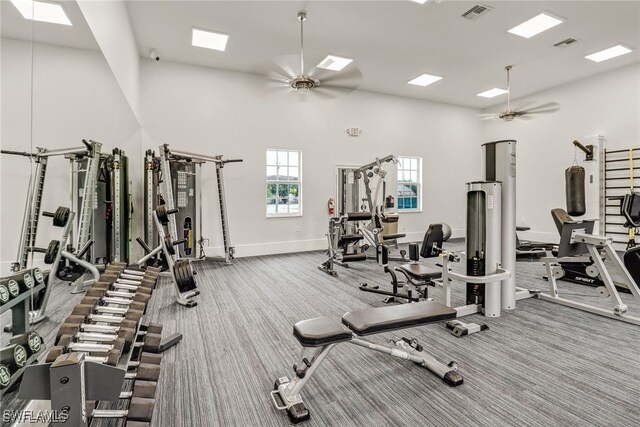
[603, 147, 639, 250]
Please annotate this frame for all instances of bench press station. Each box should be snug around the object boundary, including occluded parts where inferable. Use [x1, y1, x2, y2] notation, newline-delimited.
[270, 300, 461, 424]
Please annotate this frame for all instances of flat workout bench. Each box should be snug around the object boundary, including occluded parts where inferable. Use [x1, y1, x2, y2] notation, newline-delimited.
[271, 301, 461, 423]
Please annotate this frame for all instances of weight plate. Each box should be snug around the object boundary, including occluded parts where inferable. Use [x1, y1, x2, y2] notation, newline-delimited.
[27, 332, 42, 353]
[13, 345, 28, 368]
[23, 273, 33, 290]
[165, 236, 175, 255]
[32, 267, 44, 284]
[0, 365, 10, 388]
[0, 285, 9, 304]
[7, 280, 19, 297]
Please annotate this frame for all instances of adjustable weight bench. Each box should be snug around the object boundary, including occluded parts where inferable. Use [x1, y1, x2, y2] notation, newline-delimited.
[271, 300, 461, 423]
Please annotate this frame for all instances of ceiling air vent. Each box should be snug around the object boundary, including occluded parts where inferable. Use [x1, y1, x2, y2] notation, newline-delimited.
[554, 38, 579, 48]
[461, 4, 493, 20]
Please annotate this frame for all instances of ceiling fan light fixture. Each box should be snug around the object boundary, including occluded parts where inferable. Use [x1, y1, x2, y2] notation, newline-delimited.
[508, 12, 562, 39]
[317, 55, 353, 72]
[192, 28, 229, 51]
[477, 88, 509, 98]
[290, 75, 319, 91]
[407, 73, 442, 87]
[585, 45, 632, 62]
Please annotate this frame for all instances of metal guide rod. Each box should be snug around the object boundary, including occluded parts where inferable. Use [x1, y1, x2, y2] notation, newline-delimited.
[75, 142, 102, 252]
[113, 151, 122, 261]
[15, 159, 48, 271]
[158, 145, 180, 243]
[216, 164, 232, 263]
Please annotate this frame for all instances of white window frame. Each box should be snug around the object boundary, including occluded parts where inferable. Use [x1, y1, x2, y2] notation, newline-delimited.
[266, 149, 302, 218]
[396, 156, 422, 212]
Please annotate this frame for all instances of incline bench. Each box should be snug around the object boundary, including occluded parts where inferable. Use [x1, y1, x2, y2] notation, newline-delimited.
[270, 300, 461, 423]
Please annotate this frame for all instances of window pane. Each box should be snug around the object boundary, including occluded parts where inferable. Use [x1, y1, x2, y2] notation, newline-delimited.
[267, 150, 277, 166]
[277, 166, 288, 181]
[289, 166, 299, 181]
[410, 171, 418, 183]
[410, 184, 418, 196]
[410, 197, 418, 209]
[289, 151, 299, 166]
[277, 151, 288, 166]
[277, 184, 289, 206]
[267, 166, 278, 179]
[267, 183, 277, 198]
[397, 158, 405, 169]
[410, 158, 418, 170]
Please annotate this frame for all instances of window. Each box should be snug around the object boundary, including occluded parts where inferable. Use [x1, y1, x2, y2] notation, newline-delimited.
[266, 149, 301, 216]
[397, 156, 422, 211]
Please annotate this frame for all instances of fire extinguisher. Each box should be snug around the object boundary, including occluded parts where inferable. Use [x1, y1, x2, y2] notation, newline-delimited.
[327, 198, 335, 216]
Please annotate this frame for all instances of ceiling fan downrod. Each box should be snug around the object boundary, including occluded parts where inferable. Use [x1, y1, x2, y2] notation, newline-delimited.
[290, 11, 318, 91]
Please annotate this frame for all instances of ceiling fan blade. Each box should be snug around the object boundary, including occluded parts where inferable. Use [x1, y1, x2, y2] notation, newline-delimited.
[478, 113, 499, 121]
[310, 67, 363, 90]
[520, 102, 560, 114]
[269, 54, 299, 81]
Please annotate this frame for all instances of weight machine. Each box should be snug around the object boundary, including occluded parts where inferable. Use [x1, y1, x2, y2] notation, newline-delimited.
[143, 145, 242, 264]
[335, 155, 407, 260]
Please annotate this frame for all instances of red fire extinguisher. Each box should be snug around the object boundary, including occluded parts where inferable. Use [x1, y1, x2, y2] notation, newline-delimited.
[327, 198, 335, 216]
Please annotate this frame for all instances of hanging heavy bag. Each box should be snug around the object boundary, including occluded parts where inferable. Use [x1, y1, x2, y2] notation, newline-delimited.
[566, 165, 586, 216]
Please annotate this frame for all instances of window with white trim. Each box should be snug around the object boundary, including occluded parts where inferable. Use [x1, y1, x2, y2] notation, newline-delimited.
[397, 156, 422, 211]
[266, 149, 302, 216]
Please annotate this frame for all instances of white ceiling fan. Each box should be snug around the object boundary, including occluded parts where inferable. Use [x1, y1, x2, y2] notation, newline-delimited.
[263, 11, 363, 99]
[483, 65, 560, 121]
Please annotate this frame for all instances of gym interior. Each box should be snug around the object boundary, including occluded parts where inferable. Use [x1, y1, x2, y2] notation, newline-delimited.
[1, 1, 639, 426]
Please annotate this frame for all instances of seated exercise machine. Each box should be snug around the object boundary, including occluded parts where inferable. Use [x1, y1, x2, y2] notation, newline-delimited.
[614, 191, 639, 283]
[318, 212, 372, 276]
[137, 205, 199, 308]
[516, 226, 557, 261]
[529, 208, 640, 325]
[270, 300, 462, 424]
[359, 223, 450, 303]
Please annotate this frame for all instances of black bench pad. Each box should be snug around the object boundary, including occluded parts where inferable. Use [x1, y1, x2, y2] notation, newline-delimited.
[399, 264, 442, 280]
[293, 317, 352, 347]
[342, 301, 456, 336]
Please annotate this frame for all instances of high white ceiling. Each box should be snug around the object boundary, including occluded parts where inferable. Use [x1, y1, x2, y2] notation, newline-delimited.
[127, 1, 640, 108]
[0, 0, 98, 50]
[1, 1, 638, 109]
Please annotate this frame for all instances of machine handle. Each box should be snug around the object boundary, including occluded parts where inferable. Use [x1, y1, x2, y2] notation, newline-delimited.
[42, 211, 55, 218]
[29, 247, 47, 254]
[172, 239, 186, 246]
[1, 150, 35, 157]
[223, 159, 243, 163]
[136, 238, 152, 254]
[77, 240, 94, 258]
[167, 208, 179, 215]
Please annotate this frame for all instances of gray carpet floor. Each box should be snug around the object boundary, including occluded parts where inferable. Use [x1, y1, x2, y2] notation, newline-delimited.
[2, 240, 640, 426]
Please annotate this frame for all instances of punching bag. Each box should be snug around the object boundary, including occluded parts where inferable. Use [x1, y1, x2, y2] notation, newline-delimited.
[566, 166, 586, 216]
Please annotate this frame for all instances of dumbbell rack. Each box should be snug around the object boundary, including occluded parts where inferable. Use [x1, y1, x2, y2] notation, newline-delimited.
[0, 283, 46, 397]
[18, 263, 179, 426]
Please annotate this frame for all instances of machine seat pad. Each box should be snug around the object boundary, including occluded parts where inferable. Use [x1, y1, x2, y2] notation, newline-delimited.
[293, 317, 353, 347]
[399, 263, 442, 280]
[381, 233, 406, 241]
[342, 301, 456, 336]
[340, 234, 364, 241]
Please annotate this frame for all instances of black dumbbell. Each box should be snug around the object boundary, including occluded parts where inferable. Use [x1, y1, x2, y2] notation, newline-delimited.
[9, 331, 44, 359]
[0, 344, 28, 390]
[0, 279, 20, 305]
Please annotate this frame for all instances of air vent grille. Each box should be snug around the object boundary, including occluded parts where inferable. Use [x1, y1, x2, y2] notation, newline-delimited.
[462, 4, 493, 20]
[554, 38, 579, 48]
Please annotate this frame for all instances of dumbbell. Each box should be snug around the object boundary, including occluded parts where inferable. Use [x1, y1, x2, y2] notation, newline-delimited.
[2, 268, 41, 294]
[89, 397, 155, 423]
[10, 331, 44, 359]
[55, 334, 126, 356]
[45, 346, 122, 366]
[119, 380, 158, 400]
[80, 296, 147, 312]
[64, 314, 138, 330]
[0, 344, 28, 390]
[91, 281, 152, 297]
[86, 286, 152, 304]
[55, 323, 137, 351]
[0, 279, 20, 305]
[72, 304, 144, 322]
[100, 274, 157, 292]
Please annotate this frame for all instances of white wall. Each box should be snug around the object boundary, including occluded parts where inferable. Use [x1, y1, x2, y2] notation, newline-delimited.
[77, 0, 141, 122]
[482, 63, 640, 243]
[140, 59, 484, 257]
[0, 39, 141, 274]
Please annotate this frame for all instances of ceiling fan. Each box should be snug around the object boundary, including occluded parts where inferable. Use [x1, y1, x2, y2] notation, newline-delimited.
[482, 65, 560, 121]
[263, 11, 363, 99]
